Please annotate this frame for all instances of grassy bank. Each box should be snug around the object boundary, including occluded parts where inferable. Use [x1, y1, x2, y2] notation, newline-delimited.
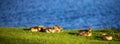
[0, 27, 120, 44]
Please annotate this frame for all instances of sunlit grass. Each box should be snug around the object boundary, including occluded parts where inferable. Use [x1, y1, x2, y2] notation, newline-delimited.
[0, 27, 120, 44]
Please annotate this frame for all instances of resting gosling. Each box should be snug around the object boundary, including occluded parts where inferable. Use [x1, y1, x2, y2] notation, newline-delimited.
[102, 33, 112, 40]
[53, 25, 63, 33]
[78, 27, 92, 36]
[38, 25, 45, 32]
[45, 27, 56, 33]
[30, 26, 39, 32]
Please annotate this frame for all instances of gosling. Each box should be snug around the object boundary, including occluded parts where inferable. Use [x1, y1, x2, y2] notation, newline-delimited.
[30, 26, 39, 32]
[53, 25, 63, 33]
[78, 27, 92, 36]
[102, 33, 112, 40]
[38, 25, 45, 32]
[45, 27, 56, 33]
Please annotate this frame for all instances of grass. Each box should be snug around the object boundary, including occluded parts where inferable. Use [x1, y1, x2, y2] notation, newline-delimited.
[0, 27, 120, 44]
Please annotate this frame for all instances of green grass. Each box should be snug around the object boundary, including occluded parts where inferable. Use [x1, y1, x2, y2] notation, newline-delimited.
[0, 27, 120, 44]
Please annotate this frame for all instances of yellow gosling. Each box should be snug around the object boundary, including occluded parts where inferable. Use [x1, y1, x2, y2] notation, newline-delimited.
[102, 33, 112, 40]
[78, 27, 92, 36]
[30, 26, 39, 32]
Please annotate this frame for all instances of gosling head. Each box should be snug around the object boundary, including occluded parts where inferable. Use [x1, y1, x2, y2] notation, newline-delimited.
[88, 27, 92, 32]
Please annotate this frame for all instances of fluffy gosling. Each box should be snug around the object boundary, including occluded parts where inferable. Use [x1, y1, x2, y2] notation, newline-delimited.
[102, 33, 112, 40]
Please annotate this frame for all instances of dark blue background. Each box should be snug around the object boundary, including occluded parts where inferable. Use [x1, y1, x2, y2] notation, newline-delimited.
[0, 0, 120, 29]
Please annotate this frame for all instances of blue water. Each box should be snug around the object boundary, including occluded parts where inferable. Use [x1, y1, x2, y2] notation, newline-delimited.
[0, 0, 120, 29]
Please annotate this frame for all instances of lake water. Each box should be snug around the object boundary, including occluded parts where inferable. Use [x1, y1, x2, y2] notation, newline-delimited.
[0, 0, 120, 29]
